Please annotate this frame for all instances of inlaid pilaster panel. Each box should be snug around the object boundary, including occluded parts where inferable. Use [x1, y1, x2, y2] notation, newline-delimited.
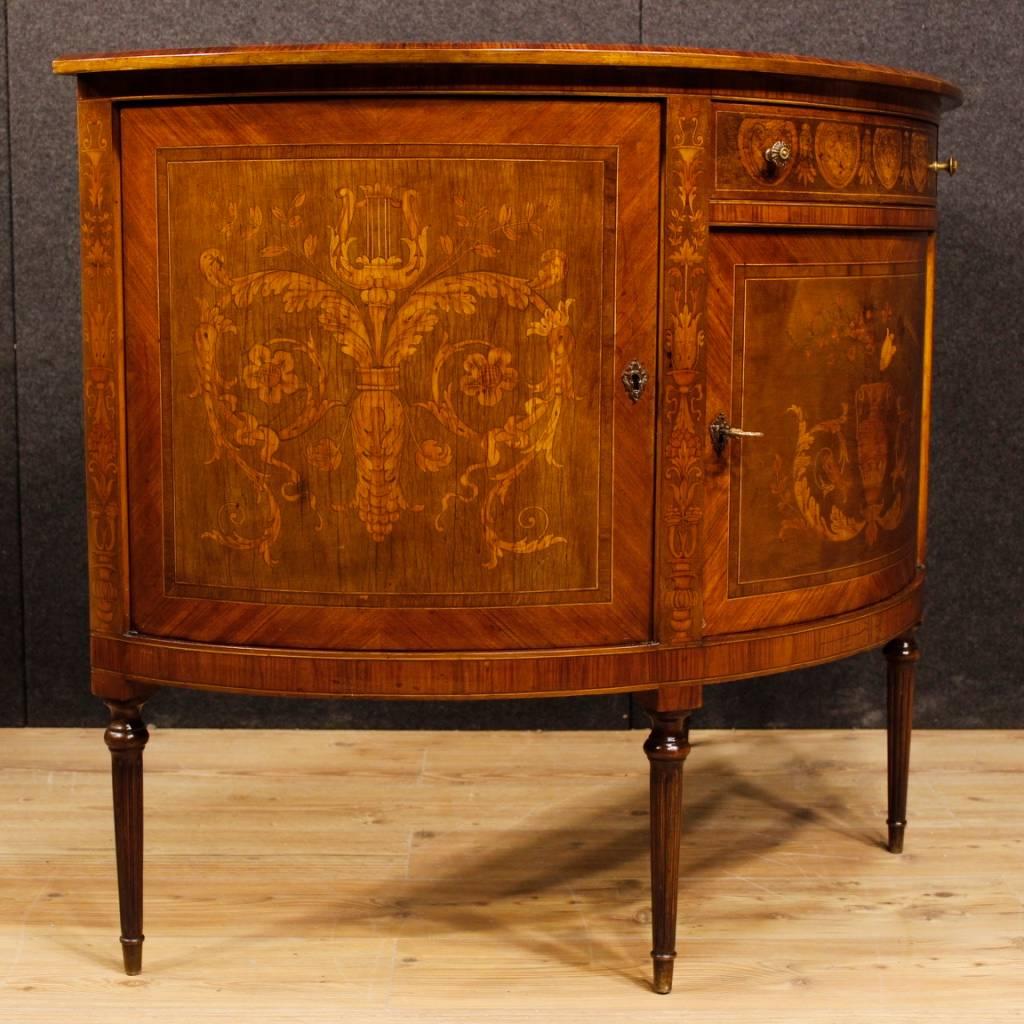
[77, 99, 128, 634]
[656, 95, 712, 646]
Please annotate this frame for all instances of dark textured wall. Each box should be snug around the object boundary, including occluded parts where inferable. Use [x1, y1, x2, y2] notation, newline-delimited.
[0, 4, 25, 726]
[1, 1, 1019, 729]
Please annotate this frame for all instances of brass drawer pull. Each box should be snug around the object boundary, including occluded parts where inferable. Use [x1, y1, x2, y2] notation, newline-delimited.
[764, 139, 792, 169]
[709, 412, 764, 456]
[929, 155, 958, 176]
[621, 359, 649, 402]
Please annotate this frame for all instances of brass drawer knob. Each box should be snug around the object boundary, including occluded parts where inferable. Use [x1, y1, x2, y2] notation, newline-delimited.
[929, 155, 958, 176]
[764, 139, 792, 169]
[621, 359, 649, 402]
[709, 412, 764, 456]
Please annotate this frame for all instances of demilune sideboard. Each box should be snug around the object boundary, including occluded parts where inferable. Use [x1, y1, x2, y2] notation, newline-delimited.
[53, 43, 960, 994]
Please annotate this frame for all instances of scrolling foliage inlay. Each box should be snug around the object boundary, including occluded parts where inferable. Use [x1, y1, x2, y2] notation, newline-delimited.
[79, 110, 122, 631]
[180, 160, 588, 582]
[659, 98, 711, 643]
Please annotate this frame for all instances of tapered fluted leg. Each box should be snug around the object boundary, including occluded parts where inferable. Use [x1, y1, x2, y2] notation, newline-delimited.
[639, 687, 699, 995]
[884, 633, 919, 854]
[104, 697, 150, 974]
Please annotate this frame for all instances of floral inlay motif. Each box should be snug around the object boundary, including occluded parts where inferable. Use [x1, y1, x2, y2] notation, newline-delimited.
[460, 347, 518, 406]
[242, 344, 301, 405]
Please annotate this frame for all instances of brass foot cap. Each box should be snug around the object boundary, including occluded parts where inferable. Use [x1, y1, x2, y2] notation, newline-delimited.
[652, 956, 674, 994]
[888, 822, 906, 855]
[121, 936, 143, 975]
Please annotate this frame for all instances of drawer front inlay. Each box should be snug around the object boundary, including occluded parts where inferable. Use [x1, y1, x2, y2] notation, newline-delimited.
[714, 105, 938, 204]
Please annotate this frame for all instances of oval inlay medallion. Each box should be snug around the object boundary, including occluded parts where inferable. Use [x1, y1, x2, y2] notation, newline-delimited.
[872, 127, 903, 190]
[737, 118, 798, 185]
[814, 121, 861, 188]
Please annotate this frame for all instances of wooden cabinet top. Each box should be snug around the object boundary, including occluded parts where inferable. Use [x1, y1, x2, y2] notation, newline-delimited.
[53, 42, 961, 106]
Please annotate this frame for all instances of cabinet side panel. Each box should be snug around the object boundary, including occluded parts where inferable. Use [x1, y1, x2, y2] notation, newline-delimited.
[77, 98, 128, 635]
[917, 232, 935, 568]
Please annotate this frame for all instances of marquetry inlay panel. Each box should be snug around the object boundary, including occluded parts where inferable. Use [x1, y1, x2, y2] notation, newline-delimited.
[119, 97, 659, 647]
[729, 260, 924, 597]
[78, 102, 126, 634]
[161, 147, 611, 606]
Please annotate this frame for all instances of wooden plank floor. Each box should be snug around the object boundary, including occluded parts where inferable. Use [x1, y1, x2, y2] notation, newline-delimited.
[0, 728, 1021, 1022]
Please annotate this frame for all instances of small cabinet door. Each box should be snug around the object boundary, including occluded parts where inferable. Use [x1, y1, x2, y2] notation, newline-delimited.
[703, 231, 929, 634]
[120, 98, 660, 650]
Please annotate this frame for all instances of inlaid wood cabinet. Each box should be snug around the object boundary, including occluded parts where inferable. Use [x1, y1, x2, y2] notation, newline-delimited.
[54, 43, 960, 995]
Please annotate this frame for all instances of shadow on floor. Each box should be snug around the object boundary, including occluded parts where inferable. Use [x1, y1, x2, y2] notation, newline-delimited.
[88, 729, 893, 983]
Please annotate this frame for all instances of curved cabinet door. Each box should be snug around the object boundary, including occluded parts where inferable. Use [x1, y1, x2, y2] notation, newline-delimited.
[703, 231, 929, 634]
[120, 98, 660, 650]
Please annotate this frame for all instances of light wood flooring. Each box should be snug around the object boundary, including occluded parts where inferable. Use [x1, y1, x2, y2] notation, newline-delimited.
[0, 727, 1021, 1022]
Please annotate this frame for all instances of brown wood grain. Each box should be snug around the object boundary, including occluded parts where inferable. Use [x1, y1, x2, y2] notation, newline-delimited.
[2, 727, 1021, 1017]
[917, 234, 937, 569]
[709, 201, 937, 230]
[103, 695, 150, 974]
[56, 50, 965, 997]
[639, 702, 694, 993]
[72, 67, 948, 127]
[77, 100, 129, 635]
[655, 95, 712, 646]
[89, 578, 923, 699]
[884, 632, 919, 853]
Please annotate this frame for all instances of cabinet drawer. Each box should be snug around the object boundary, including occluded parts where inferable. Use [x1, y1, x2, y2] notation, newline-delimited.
[713, 103, 938, 205]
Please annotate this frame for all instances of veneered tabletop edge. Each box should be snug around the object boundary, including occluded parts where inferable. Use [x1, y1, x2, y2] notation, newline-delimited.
[51, 41, 962, 107]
